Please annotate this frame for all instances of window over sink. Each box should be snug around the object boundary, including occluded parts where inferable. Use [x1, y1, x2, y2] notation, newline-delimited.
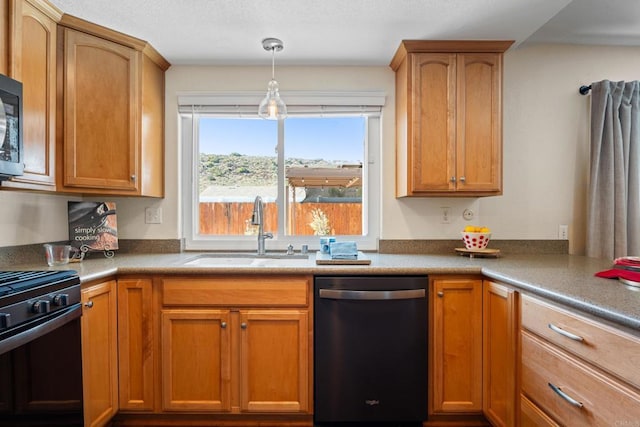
[179, 92, 383, 251]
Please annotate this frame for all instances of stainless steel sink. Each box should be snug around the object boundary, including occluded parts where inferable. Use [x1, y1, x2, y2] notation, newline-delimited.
[180, 252, 310, 267]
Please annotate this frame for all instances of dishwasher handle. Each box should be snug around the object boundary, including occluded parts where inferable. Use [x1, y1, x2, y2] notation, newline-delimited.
[319, 288, 426, 300]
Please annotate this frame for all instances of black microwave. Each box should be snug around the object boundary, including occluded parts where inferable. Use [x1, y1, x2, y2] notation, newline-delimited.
[0, 73, 23, 181]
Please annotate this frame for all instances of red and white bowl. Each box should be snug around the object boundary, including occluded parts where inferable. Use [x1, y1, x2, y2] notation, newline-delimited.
[461, 231, 491, 250]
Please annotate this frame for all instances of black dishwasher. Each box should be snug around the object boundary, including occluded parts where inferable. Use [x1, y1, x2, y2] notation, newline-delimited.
[314, 276, 428, 426]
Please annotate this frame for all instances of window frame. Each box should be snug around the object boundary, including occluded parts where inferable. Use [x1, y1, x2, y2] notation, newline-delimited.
[179, 91, 384, 252]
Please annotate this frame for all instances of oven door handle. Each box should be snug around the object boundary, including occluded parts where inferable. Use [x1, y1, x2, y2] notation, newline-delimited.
[0, 304, 82, 355]
[319, 289, 426, 300]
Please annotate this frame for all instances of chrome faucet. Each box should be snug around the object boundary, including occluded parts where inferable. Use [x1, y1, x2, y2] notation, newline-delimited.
[251, 195, 273, 255]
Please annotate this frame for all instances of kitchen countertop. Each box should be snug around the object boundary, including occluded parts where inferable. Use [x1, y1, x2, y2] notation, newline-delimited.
[7, 251, 640, 332]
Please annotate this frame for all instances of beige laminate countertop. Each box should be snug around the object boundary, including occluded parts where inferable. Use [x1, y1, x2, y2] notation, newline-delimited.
[7, 252, 640, 332]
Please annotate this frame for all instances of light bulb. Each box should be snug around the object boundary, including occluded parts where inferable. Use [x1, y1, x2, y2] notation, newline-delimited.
[258, 79, 287, 120]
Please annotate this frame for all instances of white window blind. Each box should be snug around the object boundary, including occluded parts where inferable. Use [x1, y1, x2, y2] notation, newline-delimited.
[177, 91, 385, 115]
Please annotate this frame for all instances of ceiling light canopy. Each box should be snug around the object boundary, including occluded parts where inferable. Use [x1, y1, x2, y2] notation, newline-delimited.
[258, 37, 287, 120]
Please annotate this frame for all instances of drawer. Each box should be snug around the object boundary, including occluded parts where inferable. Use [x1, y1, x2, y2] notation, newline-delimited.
[520, 394, 559, 427]
[521, 330, 640, 426]
[521, 294, 640, 389]
[162, 276, 309, 306]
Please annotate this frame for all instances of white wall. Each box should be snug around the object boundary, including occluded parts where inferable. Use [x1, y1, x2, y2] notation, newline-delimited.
[2, 43, 640, 254]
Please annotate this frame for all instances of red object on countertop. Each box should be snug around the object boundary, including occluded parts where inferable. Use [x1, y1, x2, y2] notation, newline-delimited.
[613, 256, 640, 267]
[595, 268, 640, 281]
[595, 256, 640, 280]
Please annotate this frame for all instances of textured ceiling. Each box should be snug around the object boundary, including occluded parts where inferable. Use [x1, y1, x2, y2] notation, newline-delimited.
[47, 0, 640, 66]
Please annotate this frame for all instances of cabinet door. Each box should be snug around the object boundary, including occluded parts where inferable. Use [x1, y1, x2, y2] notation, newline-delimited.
[81, 280, 118, 427]
[483, 281, 519, 426]
[239, 309, 309, 413]
[0, 2, 7, 75]
[430, 277, 482, 413]
[410, 52, 456, 193]
[5, 0, 58, 190]
[62, 28, 140, 192]
[161, 309, 231, 412]
[456, 53, 502, 193]
[118, 278, 155, 411]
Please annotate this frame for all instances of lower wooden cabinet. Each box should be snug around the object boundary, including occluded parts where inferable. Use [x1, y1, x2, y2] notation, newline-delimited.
[161, 309, 231, 411]
[482, 280, 519, 427]
[239, 309, 309, 413]
[429, 276, 483, 414]
[81, 279, 118, 427]
[522, 330, 640, 425]
[520, 294, 640, 426]
[117, 277, 156, 411]
[159, 276, 312, 415]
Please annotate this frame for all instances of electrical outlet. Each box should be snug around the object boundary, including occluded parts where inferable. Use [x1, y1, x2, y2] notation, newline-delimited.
[440, 207, 451, 224]
[145, 207, 162, 224]
[559, 224, 568, 240]
[462, 209, 474, 221]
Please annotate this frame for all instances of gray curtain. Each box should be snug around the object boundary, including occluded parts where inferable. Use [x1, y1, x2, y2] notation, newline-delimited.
[586, 80, 640, 259]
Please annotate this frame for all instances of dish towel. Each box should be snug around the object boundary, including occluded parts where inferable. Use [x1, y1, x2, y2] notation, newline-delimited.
[329, 241, 358, 260]
[595, 256, 640, 282]
[595, 268, 640, 282]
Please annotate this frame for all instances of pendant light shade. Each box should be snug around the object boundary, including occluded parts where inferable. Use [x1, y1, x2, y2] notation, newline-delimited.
[258, 38, 287, 120]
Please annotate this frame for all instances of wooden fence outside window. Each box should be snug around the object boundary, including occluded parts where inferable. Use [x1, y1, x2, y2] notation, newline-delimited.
[198, 202, 362, 236]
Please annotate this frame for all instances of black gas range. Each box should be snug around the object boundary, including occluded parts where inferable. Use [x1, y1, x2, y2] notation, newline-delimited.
[0, 270, 83, 426]
[0, 270, 81, 353]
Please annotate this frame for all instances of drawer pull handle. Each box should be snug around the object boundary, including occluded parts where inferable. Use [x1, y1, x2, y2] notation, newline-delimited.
[548, 323, 584, 342]
[548, 382, 584, 408]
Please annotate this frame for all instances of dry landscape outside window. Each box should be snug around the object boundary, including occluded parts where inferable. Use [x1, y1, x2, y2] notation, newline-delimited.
[196, 116, 365, 237]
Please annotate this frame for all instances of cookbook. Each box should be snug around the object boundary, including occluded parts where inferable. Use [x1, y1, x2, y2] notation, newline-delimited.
[68, 201, 119, 251]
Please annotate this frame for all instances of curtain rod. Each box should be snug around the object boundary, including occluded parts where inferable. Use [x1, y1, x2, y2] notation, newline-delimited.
[579, 85, 592, 95]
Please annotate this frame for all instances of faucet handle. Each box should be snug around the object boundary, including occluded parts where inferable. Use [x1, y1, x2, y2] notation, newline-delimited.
[264, 232, 274, 239]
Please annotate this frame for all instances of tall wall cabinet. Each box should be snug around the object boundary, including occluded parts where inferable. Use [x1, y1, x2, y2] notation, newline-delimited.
[391, 40, 513, 197]
[56, 15, 169, 196]
[2, 0, 62, 191]
[4, 0, 60, 191]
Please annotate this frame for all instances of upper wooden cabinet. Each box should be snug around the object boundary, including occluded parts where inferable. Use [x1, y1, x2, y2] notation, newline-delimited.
[3, 0, 61, 191]
[0, 1, 9, 74]
[391, 40, 513, 197]
[56, 15, 169, 196]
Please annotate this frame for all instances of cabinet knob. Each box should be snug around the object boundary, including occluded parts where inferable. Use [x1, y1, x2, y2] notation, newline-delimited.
[459, 176, 466, 182]
[84, 300, 94, 308]
[241, 322, 247, 329]
[437, 291, 444, 298]
[221, 321, 227, 329]
[130, 174, 136, 181]
[450, 177, 456, 183]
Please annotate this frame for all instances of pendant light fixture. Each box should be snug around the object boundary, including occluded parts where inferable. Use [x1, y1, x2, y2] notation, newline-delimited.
[258, 37, 287, 120]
